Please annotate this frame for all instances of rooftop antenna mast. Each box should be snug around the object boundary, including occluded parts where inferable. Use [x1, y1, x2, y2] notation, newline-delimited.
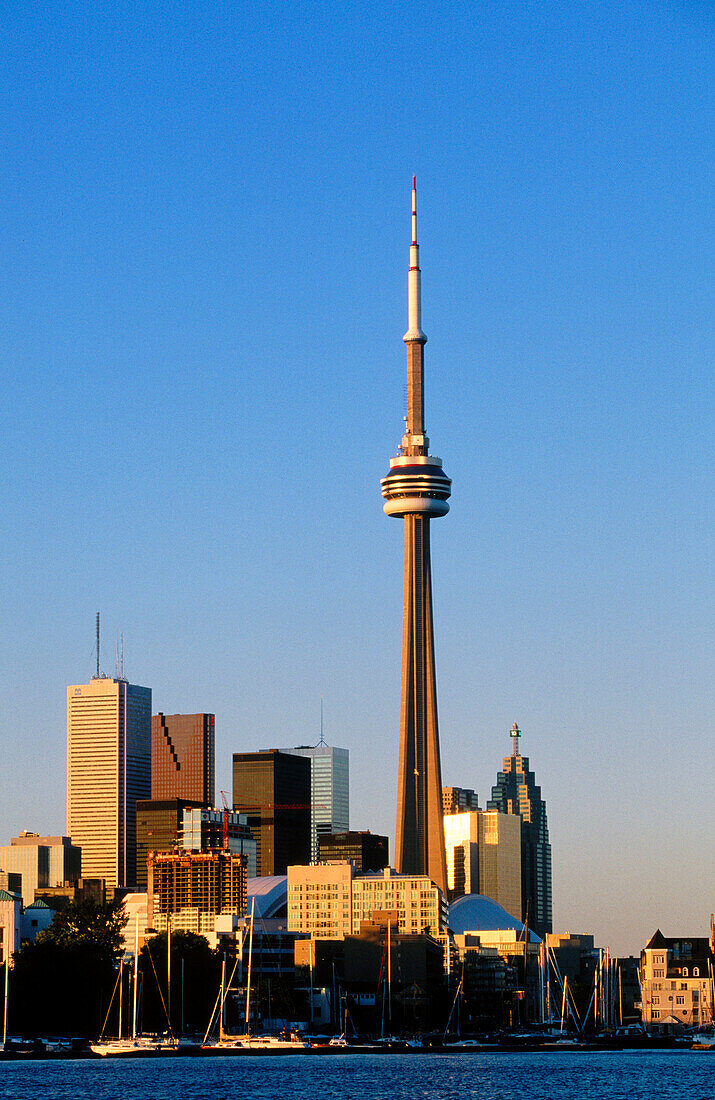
[95, 612, 101, 679]
[121, 632, 124, 679]
[317, 697, 327, 747]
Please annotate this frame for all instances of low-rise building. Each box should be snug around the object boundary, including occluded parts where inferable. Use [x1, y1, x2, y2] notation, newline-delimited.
[0, 833, 81, 907]
[287, 862, 447, 939]
[0, 888, 22, 963]
[640, 924, 715, 1031]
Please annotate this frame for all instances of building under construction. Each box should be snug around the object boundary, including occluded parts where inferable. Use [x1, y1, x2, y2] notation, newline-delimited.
[147, 849, 247, 934]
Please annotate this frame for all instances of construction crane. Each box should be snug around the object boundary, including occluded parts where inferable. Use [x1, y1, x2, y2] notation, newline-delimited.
[219, 791, 231, 850]
[237, 802, 327, 816]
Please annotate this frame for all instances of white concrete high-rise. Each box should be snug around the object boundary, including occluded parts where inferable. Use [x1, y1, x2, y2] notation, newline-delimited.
[67, 676, 151, 889]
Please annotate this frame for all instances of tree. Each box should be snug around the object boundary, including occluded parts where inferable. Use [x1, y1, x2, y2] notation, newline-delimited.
[37, 896, 127, 958]
[12, 898, 128, 1038]
[139, 930, 221, 1037]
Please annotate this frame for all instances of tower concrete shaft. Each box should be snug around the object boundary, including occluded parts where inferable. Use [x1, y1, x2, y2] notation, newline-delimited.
[381, 180, 450, 895]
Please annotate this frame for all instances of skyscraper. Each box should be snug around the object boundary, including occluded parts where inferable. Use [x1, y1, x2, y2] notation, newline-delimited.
[67, 675, 151, 889]
[487, 724, 553, 936]
[381, 180, 451, 895]
[151, 712, 215, 804]
[232, 750, 311, 876]
[282, 742, 349, 861]
[443, 809, 522, 918]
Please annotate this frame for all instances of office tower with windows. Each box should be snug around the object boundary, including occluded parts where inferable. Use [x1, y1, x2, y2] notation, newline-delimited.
[380, 181, 452, 895]
[151, 712, 215, 804]
[442, 787, 479, 815]
[232, 750, 311, 876]
[67, 675, 151, 889]
[487, 724, 552, 936]
[318, 830, 388, 872]
[282, 743, 349, 861]
[0, 834, 81, 907]
[443, 809, 522, 918]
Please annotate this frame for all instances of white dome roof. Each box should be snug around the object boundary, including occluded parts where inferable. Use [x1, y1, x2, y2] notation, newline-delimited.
[449, 894, 541, 941]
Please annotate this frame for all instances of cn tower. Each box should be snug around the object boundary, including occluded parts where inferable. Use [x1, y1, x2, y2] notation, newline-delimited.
[381, 179, 451, 895]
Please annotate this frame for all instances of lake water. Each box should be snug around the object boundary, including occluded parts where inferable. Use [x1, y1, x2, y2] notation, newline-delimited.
[0, 1050, 712, 1100]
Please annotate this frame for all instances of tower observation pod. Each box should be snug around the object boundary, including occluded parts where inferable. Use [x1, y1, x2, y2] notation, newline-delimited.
[380, 179, 450, 896]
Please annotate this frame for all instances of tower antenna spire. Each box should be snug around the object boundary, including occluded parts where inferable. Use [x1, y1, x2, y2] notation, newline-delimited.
[95, 612, 101, 679]
[404, 175, 426, 349]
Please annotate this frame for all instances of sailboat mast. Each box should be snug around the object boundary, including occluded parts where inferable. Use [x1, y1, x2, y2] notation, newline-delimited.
[132, 913, 139, 1040]
[245, 897, 255, 1036]
[387, 920, 392, 1024]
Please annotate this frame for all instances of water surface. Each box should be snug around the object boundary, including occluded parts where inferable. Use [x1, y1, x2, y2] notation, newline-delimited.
[0, 1050, 712, 1100]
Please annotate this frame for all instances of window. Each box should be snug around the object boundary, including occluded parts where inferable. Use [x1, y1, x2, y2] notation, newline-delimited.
[676, 996, 684, 1005]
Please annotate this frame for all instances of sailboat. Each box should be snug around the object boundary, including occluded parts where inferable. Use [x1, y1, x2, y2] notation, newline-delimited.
[202, 898, 309, 1052]
[91, 914, 176, 1056]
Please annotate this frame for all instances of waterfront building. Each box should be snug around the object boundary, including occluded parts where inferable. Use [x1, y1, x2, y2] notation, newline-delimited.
[443, 810, 522, 918]
[295, 914, 446, 1032]
[151, 712, 215, 804]
[0, 833, 81, 907]
[232, 750, 311, 875]
[639, 923, 715, 1031]
[281, 743, 349, 861]
[317, 830, 388, 872]
[380, 180, 452, 895]
[287, 861, 447, 939]
[21, 898, 55, 940]
[487, 724, 552, 936]
[0, 888, 22, 964]
[146, 849, 247, 934]
[443, 786, 479, 815]
[67, 675, 151, 889]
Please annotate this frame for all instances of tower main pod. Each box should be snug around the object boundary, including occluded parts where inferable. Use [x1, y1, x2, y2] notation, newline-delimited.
[381, 180, 451, 895]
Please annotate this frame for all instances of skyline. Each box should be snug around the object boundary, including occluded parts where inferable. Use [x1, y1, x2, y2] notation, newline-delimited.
[1, 1, 712, 957]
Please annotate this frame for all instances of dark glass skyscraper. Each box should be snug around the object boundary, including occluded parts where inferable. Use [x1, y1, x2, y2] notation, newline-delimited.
[232, 750, 311, 876]
[487, 724, 552, 936]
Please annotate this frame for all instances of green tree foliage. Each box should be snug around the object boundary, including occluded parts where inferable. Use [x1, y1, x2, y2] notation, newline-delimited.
[11, 898, 127, 1038]
[37, 897, 127, 957]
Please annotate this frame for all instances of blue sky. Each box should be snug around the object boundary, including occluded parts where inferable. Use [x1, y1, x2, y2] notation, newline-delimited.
[0, 1, 712, 955]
